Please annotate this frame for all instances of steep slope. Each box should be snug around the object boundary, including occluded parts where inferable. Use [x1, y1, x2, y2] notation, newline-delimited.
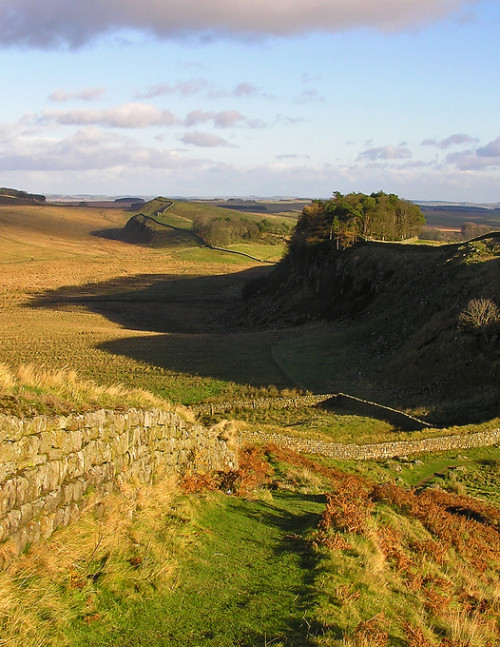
[242, 236, 500, 423]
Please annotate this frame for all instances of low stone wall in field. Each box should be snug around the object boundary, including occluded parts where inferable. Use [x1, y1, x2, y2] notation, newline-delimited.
[192, 394, 330, 416]
[0, 408, 237, 555]
[193, 392, 432, 431]
[241, 427, 500, 461]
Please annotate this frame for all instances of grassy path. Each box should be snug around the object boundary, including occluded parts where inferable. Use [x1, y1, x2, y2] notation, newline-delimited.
[71, 492, 325, 647]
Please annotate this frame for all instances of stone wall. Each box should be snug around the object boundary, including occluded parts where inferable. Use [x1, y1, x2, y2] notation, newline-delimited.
[192, 394, 330, 416]
[0, 408, 237, 554]
[241, 427, 500, 460]
[193, 392, 432, 431]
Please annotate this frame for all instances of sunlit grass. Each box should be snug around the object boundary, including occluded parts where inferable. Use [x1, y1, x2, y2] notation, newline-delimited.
[0, 363, 185, 418]
[0, 477, 186, 647]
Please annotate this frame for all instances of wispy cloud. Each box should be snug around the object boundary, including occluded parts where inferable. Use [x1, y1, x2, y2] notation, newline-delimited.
[38, 103, 180, 129]
[276, 153, 311, 160]
[421, 133, 479, 149]
[137, 79, 211, 99]
[184, 109, 251, 128]
[295, 89, 325, 103]
[0, 1, 478, 49]
[358, 145, 412, 161]
[137, 79, 268, 100]
[48, 87, 106, 102]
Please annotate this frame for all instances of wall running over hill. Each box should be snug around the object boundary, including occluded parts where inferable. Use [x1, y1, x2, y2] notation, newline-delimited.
[0, 409, 237, 555]
[192, 393, 432, 431]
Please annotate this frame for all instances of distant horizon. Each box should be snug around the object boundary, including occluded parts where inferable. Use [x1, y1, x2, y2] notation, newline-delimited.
[43, 192, 500, 209]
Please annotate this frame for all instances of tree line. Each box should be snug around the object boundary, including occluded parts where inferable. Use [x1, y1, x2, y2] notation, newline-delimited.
[0, 187, 46, 202]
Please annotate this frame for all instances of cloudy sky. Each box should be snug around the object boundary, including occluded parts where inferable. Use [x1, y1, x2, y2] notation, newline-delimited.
[1, 0, 500, 201]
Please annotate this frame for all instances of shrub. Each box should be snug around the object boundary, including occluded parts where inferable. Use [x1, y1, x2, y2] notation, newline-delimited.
[459, 298, 500, 330]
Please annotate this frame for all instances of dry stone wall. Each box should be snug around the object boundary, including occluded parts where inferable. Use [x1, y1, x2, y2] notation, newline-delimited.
[241, 427, 500, 460]
[0, 408, 237, 555]
[193, 393, 432, 431]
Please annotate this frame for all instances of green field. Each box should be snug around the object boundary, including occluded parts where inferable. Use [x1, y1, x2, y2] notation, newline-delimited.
[2, 445, 498, 646]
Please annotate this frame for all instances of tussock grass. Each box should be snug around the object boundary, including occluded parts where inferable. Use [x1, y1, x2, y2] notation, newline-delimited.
[0, 363, 184, 418]
[0, 477, 187, 647]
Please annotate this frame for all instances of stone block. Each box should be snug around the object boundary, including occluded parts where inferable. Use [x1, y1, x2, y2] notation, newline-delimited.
[0, 461, 16, 483]
[23, 417, 48, 436]
[5, 508, 21, 534]
[19, 502, 33, 525]
[0, 415, 25, 443]
[0, 478, 17, 516]
[42, 490, 63, 514]
[40, 514, 55, 539]
[0, 517, 9, 542]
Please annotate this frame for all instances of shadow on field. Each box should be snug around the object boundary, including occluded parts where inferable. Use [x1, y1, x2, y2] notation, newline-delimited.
[27, 266, 294, 389]
[29, 267, 269, 334]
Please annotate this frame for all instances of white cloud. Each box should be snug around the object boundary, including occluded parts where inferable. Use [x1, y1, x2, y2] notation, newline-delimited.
[444, 136, 500, 169]
[421, 133, 479, 149]
[0, 1, 479, 49]
[181, 131, 231, 147]
[358, 145, 412, 161]
[39, 103, 179, 129]
[48, 87, 106, 102]
[477, 136, 500, 158]
[0, 127, 196, 171]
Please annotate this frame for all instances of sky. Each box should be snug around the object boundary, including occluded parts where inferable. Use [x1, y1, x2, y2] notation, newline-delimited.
[1, 0, 500, 202]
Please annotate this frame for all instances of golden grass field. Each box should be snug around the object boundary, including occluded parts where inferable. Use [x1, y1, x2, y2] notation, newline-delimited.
[0, 202, 291, 405]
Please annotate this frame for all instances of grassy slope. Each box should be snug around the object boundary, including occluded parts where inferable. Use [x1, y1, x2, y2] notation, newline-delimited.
[0, 201, 498, 647]
[131, 198, 290, 261]
[0, 201, 291, 406]
[2, 446, 498, 647]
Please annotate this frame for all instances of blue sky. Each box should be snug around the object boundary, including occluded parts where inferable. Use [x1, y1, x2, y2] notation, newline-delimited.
[1, 0, 500, 202]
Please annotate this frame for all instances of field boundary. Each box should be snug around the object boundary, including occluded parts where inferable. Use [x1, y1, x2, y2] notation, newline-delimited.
[192, 392, 434, 431]
[0, 408, 237, 558]
[241, 426, 500, 460]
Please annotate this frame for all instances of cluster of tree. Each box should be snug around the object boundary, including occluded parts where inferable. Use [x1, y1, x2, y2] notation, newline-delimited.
[460, 221, 497, 240]
[193, 214, 291, 248]
[291, 191, 425, 250]
[0, 187, 46, 202]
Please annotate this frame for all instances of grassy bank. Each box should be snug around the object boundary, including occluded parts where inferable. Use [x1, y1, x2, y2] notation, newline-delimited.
[1, 445, 498, 646]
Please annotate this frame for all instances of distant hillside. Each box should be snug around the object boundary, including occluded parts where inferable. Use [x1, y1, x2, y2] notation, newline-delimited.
[0, 187, 46, 204]
[119, 197, 294, 249]
[419, 203, 500, 239]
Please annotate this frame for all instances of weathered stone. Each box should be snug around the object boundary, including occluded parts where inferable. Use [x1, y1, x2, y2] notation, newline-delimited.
[0, 407, 237, 557]
[0, 415, 25, 443]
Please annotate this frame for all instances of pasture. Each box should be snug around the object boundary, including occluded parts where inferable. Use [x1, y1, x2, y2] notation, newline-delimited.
[0, 201, 292, 405]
